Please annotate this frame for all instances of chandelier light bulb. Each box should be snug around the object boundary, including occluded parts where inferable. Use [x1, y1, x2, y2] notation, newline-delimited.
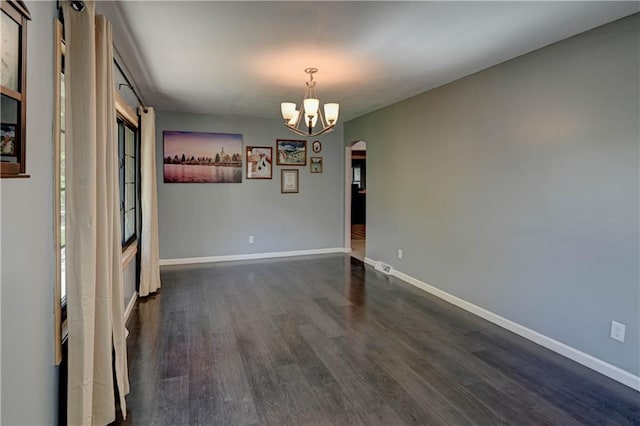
[281, 102, 296, 121]
[324, 103, 339, 124]
[288, 110, 300, 126]
[303, 98, 319, 116]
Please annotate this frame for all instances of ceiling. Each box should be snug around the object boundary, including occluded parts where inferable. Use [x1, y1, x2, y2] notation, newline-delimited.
[98, 1, 639, 122]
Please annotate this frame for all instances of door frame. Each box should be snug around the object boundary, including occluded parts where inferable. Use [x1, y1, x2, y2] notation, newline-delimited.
[344, 140, 366, 252]
[344, 146, 353, 251]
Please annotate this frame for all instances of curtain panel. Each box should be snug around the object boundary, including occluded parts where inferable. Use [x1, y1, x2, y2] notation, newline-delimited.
[62, 1, 129, 424]
[139, 108, 161, 297]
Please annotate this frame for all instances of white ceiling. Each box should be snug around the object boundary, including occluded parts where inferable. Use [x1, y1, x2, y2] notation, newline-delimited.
[98, 1, 639, 122]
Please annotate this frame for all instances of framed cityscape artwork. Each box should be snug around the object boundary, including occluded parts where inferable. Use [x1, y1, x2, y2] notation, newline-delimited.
[163, 131, 243, 183]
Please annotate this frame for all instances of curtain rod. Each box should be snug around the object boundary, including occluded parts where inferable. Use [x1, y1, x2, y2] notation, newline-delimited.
[57, 0, 149, 114]
[115, 61, 149, 114]
[57, 1, 85, 12]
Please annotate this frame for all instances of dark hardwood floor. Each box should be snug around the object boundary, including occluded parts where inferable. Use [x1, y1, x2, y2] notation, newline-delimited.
[115, 254, 639, 425]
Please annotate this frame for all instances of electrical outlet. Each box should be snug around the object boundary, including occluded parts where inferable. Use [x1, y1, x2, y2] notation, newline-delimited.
[248, 235, 255, 244]
[397, 249, 403, 259]
[610, 321, 626, 343]
[374, 261, 393, 275]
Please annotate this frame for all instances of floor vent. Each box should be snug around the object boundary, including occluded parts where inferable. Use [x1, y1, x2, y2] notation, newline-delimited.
[375, 261, 393, 275]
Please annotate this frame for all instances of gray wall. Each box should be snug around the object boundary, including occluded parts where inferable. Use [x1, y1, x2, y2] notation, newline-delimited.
[345, 15, 639, 376]
[1, 1, 58, 424]
[156, 112, 345, 260]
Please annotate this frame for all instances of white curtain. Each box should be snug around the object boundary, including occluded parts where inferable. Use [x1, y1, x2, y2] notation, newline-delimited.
[63, 1, 129, 424]
[139, 107, 161, 296]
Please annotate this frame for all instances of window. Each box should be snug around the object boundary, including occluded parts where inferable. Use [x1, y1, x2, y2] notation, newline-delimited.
[54, 19, 66, 364]
[115, 92, 139, 249]
[1, 0, 30, 177]
[352, 165, 361, 188]
[118, 117, 137, 246]
[60, 63, 66, 311]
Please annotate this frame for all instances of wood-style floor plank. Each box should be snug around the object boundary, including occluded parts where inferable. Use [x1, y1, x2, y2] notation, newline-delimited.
[114, 255, 640, 425]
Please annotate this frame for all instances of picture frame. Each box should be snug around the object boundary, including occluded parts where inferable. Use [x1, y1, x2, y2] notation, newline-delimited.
[276, 139, 306, 166]
[246, 146, 272, 179]
[312, 140, 322, 153]
[310, 156, 323, 173]
[163, 131, 243, 183]
[281, 169, 299, 193]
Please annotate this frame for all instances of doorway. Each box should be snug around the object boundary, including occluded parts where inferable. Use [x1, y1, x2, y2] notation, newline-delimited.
[346, 141, 366, 261]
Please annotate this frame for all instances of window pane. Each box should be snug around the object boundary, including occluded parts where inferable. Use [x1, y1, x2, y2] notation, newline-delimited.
[60, 188, 65, 246]
[125, 182, 135, 211]
[1, 11, 20, 91]
[118, 118, 137, 245]
[60, 73, 65, 132]
[124, 210, 135, 242]
[60, 246, 66, 301]
[60, 132, 65, 189]
[125, 156, 135, 183]
[353, 166, 361, 183]
[125, 126, 134, 156]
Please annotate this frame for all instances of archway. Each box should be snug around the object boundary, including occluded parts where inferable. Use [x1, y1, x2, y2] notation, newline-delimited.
[345, 140, 367, 261]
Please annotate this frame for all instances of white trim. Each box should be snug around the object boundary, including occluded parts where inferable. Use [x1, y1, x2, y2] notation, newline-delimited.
[368, 257, 640, 392]
[160, 247, 347, 266]
[124, 291, 137, 323]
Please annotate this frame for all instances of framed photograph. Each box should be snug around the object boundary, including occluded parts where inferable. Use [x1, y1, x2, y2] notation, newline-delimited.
[246, 146, 272, 179]
[163, 131, 243, 183]
[310, 156, 323, 173]
[276, 139, 306, 166]
[0, 124, 16, 157]
[281, 169, 299, 193]
[312, 140, 322, 153]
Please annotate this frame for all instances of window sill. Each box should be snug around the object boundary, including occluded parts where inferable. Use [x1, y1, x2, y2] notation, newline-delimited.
[1, 173, 30, 179]
[122, 241, 137, 268]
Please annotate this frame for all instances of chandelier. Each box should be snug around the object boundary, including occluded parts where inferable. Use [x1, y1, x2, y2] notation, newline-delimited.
[280, 68, 339, 137]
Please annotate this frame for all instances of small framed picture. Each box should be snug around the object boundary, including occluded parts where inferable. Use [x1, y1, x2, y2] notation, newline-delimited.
[281, 169, 299, 193]
[0, 124, 17, 157]
[246, 146, 272, 179]
[310, 157, 323, 173]
[312, 140, 322, 153]
[276, 139, 306, 166]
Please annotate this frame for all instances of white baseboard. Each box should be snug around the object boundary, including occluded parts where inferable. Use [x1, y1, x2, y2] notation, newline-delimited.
[124, 291, 137, 323]
[367, 257, 640, 392]
[160, 247, 348, 266]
